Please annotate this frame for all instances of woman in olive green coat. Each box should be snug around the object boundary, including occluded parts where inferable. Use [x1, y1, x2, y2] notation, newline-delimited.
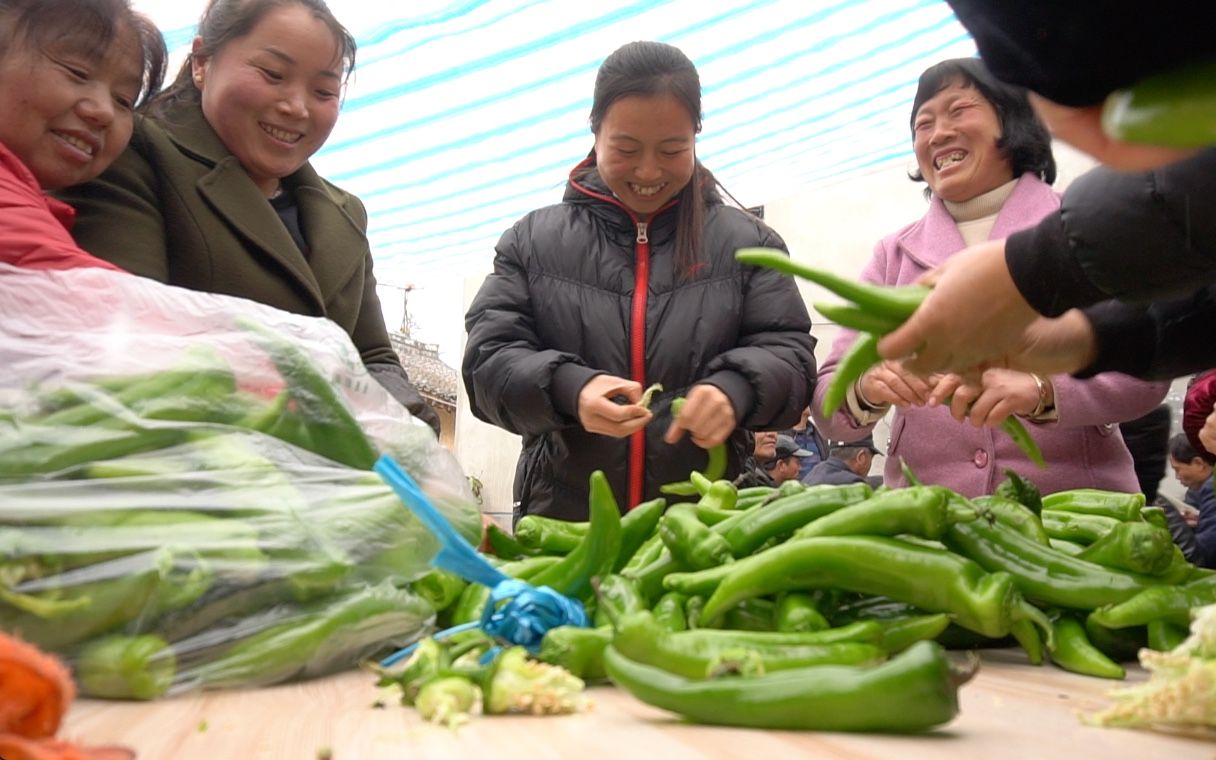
[58, 0, 440, 435]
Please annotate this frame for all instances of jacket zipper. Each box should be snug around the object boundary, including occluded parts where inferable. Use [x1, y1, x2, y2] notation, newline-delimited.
[628, 221, 650, 509]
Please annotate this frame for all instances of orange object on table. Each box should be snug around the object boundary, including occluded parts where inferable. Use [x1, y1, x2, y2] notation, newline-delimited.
[0, 633, 134, 760]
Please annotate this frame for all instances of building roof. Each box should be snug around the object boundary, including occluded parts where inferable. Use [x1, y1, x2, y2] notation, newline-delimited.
[388, 332, 458, 405]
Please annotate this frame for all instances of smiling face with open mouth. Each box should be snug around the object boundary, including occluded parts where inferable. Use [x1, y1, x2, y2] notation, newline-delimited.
[192, 4, 343, 197]
[913, 82, 1013, 203]
[594, 93, 696, 217]
[0, 24, 143, 191]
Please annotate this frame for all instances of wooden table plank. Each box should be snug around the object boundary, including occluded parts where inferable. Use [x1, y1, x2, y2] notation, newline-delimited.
[63, 650, 1215, 760]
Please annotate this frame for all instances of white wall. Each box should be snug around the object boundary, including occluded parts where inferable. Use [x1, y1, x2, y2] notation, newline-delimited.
[455, 141, 1198, 515]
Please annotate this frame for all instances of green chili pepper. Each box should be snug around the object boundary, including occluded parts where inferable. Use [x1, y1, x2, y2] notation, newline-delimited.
[484, 523, 540, 560]
[620, 532, 664, 575]
[814, 301, 903, 335]
[661, 397, 728, 491]
[735, 248, 930, 322]
[792, 485, 973, 541]
[194, 582, 434, 690]
[1076, 521, 1177, 576]
[659, 504, 733, 570]
[822, 332, 882, 418]
[668, 620, 889, 649]
[76, 633, 177, 700]
[683, 594, 706, 630]
[871, 613, 954, 654]
[694, 535, 1052, 649]
[1040, 510, 1122, 545]
[944, 508, 1161, 610]
[605, 639, 971, 732]
[236, 318, 377, 469]
[1041, 489, 1146, 522]
[1145, 619, 1189, 652]
[696, 480, 737, 511]
[592, 573, 646, 628]
[999, 416, 1046, 469]
[1084, 615, 1146, 663]
[1101, 57, 1216, 147]
[720, 482, 873, 557]
[692, 504, 737, 525]
[1048, 538, 1086, 556]
[528, 470, 622, 601]
[613, 611, 884, 680]
[774, 592, 830, 633]
[614, 497, 665, 572]
[514, 514, 587, 554]
[448, 555, 560, 625]
[722, 597, 777, 632]
[410, 568, 468, 614]
[1088, 575, 1216, 629]
[972, 495, 1050, 546]
[1048, 614, 1125, 680]
[652, 591, 689, 632]
[993, 469, 1043, 514]
[536, 625, 612, 680]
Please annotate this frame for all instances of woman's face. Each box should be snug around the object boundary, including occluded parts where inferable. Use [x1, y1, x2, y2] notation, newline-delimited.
[913, 82, 1013, 203]
[593, 93, 696, 217]
[192, 4, 343, 196]
[0, 26, 142, 190]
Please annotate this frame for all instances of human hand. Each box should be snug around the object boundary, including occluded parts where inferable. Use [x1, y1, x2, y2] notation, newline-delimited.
[1001, 309, 1100, 376]
[878, 240, 1040, 374]
[1200, 402, 1216, 457]
[857, 360, 936, 409]
[1029, 95, 1198, 172]
[664, 384, 737, 448]
[945, 368, 1044, 427]
[577, 374, 652, 437]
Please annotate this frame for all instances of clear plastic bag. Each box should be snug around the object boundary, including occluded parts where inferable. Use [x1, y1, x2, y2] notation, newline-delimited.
[0, 264, 481, 696]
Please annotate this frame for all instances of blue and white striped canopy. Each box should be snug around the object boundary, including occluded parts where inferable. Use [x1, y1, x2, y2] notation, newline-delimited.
[138, 0, 976, 358]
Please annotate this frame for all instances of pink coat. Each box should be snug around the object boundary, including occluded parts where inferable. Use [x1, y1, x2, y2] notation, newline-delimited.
[811, 175, 1168, 498]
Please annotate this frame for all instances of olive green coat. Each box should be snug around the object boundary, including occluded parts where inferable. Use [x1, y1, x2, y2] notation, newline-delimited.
[58, 98, 440, 433]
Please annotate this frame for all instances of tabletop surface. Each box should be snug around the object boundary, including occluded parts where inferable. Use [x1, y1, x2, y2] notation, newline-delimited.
[64, 649, 1215, 760]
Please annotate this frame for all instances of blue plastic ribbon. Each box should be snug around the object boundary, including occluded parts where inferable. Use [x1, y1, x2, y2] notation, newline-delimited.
[374, 455, 588, 668]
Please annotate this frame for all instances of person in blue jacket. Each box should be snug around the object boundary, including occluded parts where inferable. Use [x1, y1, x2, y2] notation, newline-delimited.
[1169, 434, 1216, 569]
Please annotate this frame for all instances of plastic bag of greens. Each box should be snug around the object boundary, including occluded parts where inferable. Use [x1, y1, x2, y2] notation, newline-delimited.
[0, 264, 482, 695]
[0, 432, 479, 698]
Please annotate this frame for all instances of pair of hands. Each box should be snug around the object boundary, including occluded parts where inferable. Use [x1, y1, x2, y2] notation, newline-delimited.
[859, 361, 1044, 427]
[878, 96, 1196, 378]
[576, 374, 735, 448]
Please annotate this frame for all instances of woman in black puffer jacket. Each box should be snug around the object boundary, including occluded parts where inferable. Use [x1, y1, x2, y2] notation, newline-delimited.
[463, 41, 816, 522]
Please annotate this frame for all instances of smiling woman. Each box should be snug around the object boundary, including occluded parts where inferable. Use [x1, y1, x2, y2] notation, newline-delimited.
[463, 40, 818, 522]
[56, 0, 442, 435]
[0, 0, 164, 271]
[811, 56, 1169, 498]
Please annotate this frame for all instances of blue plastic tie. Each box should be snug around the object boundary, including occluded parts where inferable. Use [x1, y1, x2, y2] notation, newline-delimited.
[374, 455, 588, 668]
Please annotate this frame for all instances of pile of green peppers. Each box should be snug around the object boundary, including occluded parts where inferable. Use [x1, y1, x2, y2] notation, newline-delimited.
[481, 466, 1214, 732]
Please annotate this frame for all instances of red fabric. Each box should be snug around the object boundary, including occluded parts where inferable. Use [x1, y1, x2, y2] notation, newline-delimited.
[0, 142, 124, 273]
[1184, 371, 1216, 464]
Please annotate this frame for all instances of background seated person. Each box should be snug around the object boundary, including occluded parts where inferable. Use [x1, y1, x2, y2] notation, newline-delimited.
[807, 437, 883, 488]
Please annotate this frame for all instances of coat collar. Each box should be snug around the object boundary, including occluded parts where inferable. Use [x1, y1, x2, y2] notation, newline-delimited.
[150, 99, 365, 314]
[894, 174, 1061, 270]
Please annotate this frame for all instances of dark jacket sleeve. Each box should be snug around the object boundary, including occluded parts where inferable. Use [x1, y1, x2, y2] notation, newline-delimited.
[1191, 482, 1216, 569]
[1079, 286, 1216, 380]
[462, 222, 598, 436]
[702, 230, 817, 432]
[366, 363, 441, 435]
[1007, 149, 1216, 317]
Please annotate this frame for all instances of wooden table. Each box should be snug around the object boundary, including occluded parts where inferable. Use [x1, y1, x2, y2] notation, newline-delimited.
[64, 649, 1213, 760]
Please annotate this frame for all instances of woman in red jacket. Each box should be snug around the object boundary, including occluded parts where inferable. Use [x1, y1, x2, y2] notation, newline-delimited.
[0, 0, 164, 271]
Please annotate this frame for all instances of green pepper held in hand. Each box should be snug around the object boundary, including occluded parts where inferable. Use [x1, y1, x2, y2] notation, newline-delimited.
[605, 639, 972, 733]
[813, 301, 902, 335]
[822, 331, 881, 418]
[660, 397, 727, 495]
[1101, 58, 1216, 147]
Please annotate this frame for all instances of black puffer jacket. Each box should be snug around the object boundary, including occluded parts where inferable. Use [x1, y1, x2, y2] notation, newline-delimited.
[463, 161, 816, 521]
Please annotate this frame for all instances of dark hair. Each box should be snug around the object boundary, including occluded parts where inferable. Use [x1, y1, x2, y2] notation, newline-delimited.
[1169, 433, 1204, 464]
[150, 0, 356, 117]
[908, 57, 1056, 197]
[586, 40, 711, 277]
[0, 0, 167, 108]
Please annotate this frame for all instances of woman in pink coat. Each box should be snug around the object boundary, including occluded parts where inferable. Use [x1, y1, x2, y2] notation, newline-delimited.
[812, 58, 1167, 498]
